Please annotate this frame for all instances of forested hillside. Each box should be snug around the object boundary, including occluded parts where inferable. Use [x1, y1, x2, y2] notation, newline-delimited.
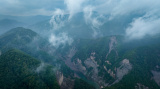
[0, 49, 60, 89]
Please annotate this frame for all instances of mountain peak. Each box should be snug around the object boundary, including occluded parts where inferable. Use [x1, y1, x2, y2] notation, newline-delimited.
[1, 27, 37, 38]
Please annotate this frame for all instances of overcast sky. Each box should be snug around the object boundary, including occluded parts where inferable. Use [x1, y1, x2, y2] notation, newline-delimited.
[0, 0, 64, 16]
[1, 0, 160, 40]
[1, 0, 160, 17]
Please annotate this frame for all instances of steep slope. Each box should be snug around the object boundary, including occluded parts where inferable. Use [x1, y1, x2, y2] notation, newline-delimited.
[0, 27, 56, 63]
[28, 13, 91, 38]
[0, 27, 95, 89]
[56, 35, 160, 89]
[56, 36, 124, 88]
[1, 27, 160, 89]
[28, 19, 52, 37]
[105, 44, 160, 89]
[0, 49, 60, 89]
[0, 27, 37, 47]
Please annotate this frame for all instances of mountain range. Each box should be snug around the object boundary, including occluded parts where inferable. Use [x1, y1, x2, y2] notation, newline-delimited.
[0, 26, 160, 89]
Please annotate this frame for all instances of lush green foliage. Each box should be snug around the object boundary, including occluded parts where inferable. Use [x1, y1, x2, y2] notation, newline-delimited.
[0, 49, 60, 89]
[1, 27, 160, 89]
[73, 78, 95, 89]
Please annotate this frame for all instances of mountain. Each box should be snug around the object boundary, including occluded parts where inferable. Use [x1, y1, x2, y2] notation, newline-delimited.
[0, 15, 52, 35]
[0, 15, 51, 25]
[0, 27, 56, 63]
[0, 49, 60, 89]
[0, 19, 25, 35]
[28, 12, 142, 39]
[28, 19, 52, 37]
[0, 27, 95, 89]
[1, 27, 160, 89]
[28, 13, 91, 38]
[0, 27, 37, 52]
[55, 35, 160, 89]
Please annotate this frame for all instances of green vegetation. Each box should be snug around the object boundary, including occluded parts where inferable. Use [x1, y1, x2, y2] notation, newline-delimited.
[0, 27, 58, 68]
[73, 78, 95, 89]
[105, 44, 160, 89]
[0, 49, 59, 89]
[1, 27, 160, 89]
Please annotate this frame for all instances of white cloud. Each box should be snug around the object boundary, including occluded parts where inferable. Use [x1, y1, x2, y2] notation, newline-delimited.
[49, 9, 67, 30]
[84, 7, 106, 29]
[49, 33, 73, 48]
[83, 6, 106, 37]
[64, 0, 85, 19]
[88, 0, 160, 21]
[49, 9, 72, 48]
[125, 14, 160, 40]
[36, 62, 45, 73]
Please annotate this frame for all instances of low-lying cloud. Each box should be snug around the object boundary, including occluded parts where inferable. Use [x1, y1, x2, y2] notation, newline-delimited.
[50, 9, 67, 30]
[49, 8, 73, 48]
[49, 33, 73, 48]
[126, 13, 160, 40]
[83, 6, 107, 37]
[64, 0, 85, 19]
[48, 0, 160, 41]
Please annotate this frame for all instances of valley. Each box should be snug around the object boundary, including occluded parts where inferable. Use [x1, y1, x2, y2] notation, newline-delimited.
[0, 27, 160, 89]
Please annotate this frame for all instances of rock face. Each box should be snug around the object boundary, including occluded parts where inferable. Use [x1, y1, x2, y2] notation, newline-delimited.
[60, 37, 133, 88]
[67, 47, 77, 58]
[84, 52, 98, 69]
[64, 47, 78, 71]
[74, 58, 86, 73]
[57, 37, 133, 88]
[59, 74, 64, 86]
[64, 47, 87, 73]
[56, 71, 74, 89]
[106, 36, 118, 59]
[56, 71, 64, 86]
[151, 70, 160, 86]
[135, 83, 149, 89]
[113, 59, 132, 84]
[84, 52, 98, 77]
[64, 50, 109, 87]
[84, 52, 109, 87]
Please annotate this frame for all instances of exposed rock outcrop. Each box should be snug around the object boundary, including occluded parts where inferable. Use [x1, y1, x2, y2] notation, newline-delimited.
[56, 71, 64, 86]
[84, 52, 99, 77]
[151, 70, 160, 86]
[64, 47, 78, 71]
[135, 83, 149, 89]
[56, 71, 74, 89]
[73, 58, 86, 73]
[106, 36, 118, 59]
[105, 60, 112, 65]
[67, 47, 77, 58]
[84, 52, 108, 87]
[113, 59, 132, 84]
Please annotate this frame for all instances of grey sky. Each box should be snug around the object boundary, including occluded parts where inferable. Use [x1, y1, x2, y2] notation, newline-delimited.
[1, 0, 160, 17]
[1, 0, 160, 40]
[0, 0, 64, 16]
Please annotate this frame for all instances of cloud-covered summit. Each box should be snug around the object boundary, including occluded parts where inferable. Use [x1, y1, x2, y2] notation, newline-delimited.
[51, 0, 160, 40]
[1, 0, 160, 40]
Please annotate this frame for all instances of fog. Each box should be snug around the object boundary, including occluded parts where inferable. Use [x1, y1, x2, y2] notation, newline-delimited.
[0, 0, 160, 46]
